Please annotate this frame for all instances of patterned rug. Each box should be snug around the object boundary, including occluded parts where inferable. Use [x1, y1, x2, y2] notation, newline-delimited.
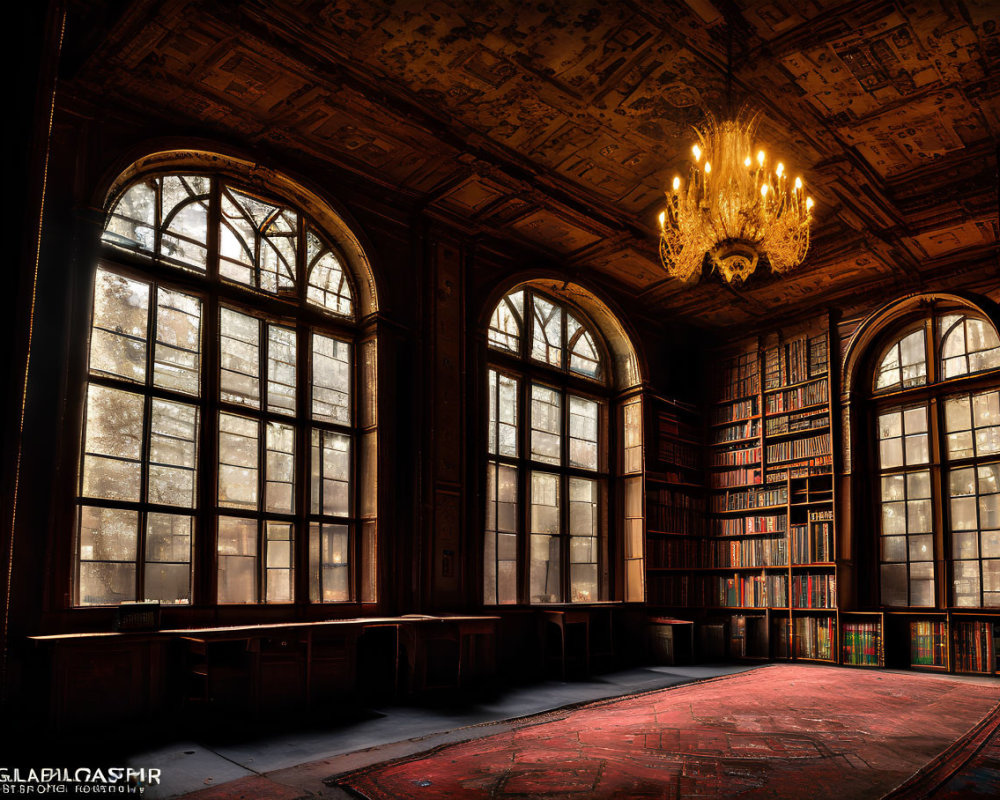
[331, 665, 1000, 799]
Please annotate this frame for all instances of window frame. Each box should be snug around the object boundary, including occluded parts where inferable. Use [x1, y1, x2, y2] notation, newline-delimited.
[868, 306, 1000, 610]
[72, 169, 368, 610]
[484, 286, 617, 606]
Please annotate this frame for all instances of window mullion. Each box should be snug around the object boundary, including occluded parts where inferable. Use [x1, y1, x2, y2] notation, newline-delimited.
[519, 371, 530, 604]
[296, 321, 310, 604]
[198, 183, 222, 607]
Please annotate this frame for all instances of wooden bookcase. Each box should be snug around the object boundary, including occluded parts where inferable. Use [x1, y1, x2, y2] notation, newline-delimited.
[699, 320, 838, 662]
[644, 395, 704, 608]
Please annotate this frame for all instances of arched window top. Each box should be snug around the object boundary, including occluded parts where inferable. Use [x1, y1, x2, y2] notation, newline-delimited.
[870, 310, 1000, 395]
[488, 287, 606, 383]
[874, 329, 927, 392]
[940, 313, 1000, 380]
[102, 172, 355, 320]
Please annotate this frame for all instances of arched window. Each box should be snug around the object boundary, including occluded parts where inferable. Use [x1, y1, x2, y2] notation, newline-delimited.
[870, 307, 1000, 608]
[75, 163, 376, 607]
[485, 285, 637, 605]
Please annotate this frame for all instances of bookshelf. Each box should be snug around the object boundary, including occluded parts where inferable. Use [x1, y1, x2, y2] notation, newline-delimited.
[701, 323, 838, 662]
[644, 395, 704, 608]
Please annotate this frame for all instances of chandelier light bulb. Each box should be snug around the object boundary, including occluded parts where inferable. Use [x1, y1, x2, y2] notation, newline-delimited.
[806, 197, 814, 210]
[672, 176, 681, 192]
[776, 163, 784, 177]
[692, 144, 702, 161]
[658, 211, 666, 228]
[760, 184, 769, 197]
[704, 162, 712, 174]
[757, 150, 765, 166]
[744, 156, 751, 167]
[794, 177, 802, 190]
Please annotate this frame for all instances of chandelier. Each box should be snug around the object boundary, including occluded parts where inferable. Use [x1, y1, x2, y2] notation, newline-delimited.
[657, 111, 814, 285]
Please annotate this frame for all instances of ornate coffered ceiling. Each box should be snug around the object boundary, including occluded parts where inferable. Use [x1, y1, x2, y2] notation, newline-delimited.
[60, 0, 999, 327]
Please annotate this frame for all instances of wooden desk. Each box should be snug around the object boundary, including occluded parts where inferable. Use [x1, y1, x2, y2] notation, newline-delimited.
[400, 615, 500, 693]
[30, 614, 502, 726]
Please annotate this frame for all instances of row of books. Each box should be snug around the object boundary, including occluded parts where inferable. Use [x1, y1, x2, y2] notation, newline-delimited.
[647, 489, 706, 535]
[766, 433, 831, 464]
[952, 621, 996, 673]
[791, 573, 837, 609]
[713, 514, 787, 536]
[766, 458, 833, 482]
[842, 621, 882, 666]
[710, 467, 763, 489]
[790, 522, 833, 564]
[710, 486, 788, 512]
[658, 439, 700, 470]
[794, 615, 835, 660]
[911, 621, 947, 667]
[765, 412, 827, 437]
[717, 351, 760, 402]
[713, 574, 788, 608]
[711, 397, 757, 426]
[765, 378, 829, 414]
[713, 419, 760, 444]
[646, 536, 788, 569]
[711, 445, 761, 467]
[762, 335, 829, 389]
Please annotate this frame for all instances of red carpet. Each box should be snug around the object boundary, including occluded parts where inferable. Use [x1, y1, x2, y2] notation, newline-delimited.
[332, 665, 1000, 799]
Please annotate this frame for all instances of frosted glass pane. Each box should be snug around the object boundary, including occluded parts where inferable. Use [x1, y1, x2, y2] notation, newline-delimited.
[89, 269, 149, 383]
[879, 439, 903, 470]
[878, 410, 901, 439]
[953, 560, 979, 607]
[530, 472, 560, 534]
[154, 288, 201, 395]
[82, 385, 144, 501]
[908, 534, 933, 562]
[531, 296, 563, 368]
[79, 562, 135, 606]
[570, 563, 597, 603]
[530, 384, 562, 466]
[530, 534, 560, 603]
[568, 477, 597, 536]
[306, 229, 353, 317]
[881, 502, 905, 534]
[881, 474, 905, 502]
[218, 413, 259, 509]
[220, 308, 260, 408]
[265, 422, 295, 514]
[488, 292, 522, 353]
[881, 564, 907, 606]
[265, 521, 294, 603]
[310, 522, 350, 602]
[267, 325, 297, 416]
[218, 516, 257, 604]
[103, 181, 155, 252]
[568, 395, 599, 470]
[311, 429, 351, 517]
[881, 535, 906, 562]
[312, 333, 351, 424]
[148, 398, 198, 507]
[79, 506, 138, 562]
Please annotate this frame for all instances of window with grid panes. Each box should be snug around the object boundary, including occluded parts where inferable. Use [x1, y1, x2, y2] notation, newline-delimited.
[75, 171, 366, 607]
[485, 287, 616, 605]
[871, 309, 1000, 608]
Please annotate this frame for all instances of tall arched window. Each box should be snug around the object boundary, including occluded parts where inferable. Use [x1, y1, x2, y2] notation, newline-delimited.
[870, 306, 1000, 608]
[75, 162, 376, 607]
[484, 285, 626, 605]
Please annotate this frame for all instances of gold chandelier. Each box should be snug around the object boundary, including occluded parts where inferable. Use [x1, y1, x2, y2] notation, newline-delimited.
[658, 111, 814, 285]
